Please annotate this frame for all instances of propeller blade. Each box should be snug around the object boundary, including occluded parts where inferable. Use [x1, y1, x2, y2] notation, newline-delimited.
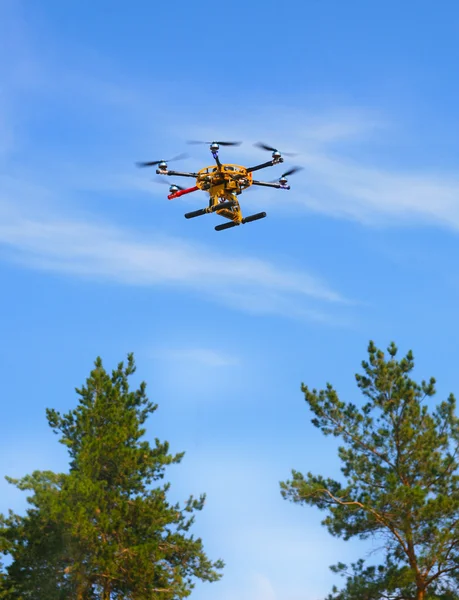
[136, 153, 188, 168]
[254, 142, 277, 152]
[254, 142, 297, 157]
[186, 140, 242, 146]
[281, 166, 303, 178]
[155, 178, 186, 191]
[137, 160, 162, 167]
[168, 153, 188, 161]
[269, 166, 303, 183]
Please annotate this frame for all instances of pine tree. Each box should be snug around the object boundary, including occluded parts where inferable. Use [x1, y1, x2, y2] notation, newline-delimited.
[1, 354, 223, 599]
[280, 341, 459, 600]
[0, 471, 76, 599]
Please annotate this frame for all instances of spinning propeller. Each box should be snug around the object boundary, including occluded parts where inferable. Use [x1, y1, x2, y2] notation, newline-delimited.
[271, 166, 303, 185]
[254, 142, 297, 158]
[275, 166, 303, 180]
[136, 153, 188, 168]
[155, 178, 186, 193]
[187, 140, 242, 146]
[187, 140, 242, 162]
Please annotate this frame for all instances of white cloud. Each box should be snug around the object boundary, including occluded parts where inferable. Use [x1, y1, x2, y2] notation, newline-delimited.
[146, 346, 246, 403]
[0, 184, 348, 322]
[215, 573, 278, 600]
[171, 449, 372, 600]
[154, 348, 239, 367]
[248, 573, 277, 600]
[290, 150, 459, 228]
[297, 109, 385, 144]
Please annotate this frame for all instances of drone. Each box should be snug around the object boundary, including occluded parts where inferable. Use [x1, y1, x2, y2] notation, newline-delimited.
[136, 141, 302, 232]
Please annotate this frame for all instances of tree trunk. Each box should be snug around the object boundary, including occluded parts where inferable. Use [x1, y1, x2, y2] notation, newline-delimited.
[76, 583, 84, 600]
[103, 579, 111, 600]
[416, 588, 425, 600]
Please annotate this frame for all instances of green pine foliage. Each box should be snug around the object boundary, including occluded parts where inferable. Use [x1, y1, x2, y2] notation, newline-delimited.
[280, 341, 459, 600]
[0, 354, 223, 599]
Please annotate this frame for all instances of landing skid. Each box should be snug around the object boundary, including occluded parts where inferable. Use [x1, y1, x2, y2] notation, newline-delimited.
[215, 212, 267, 232]
[242, 212, 266, 224]
[184, 200, 236, 219]
[184, 197, 266, 231]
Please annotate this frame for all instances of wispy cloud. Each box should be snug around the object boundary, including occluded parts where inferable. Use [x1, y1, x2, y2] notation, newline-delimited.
[0, 182, 348, 322]
[172, 449, 371, 600]
[289, 151, 459, 228]
[213, 573, 278, 600]
[154, 348, 240, 367]
[148, 346, 244, 401]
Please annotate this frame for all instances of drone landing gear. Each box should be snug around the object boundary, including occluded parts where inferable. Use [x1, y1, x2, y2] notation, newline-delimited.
[242, 212, 266, 224]
[184, 208, 207, 219]
[184, 200, 236, 219]
[214, 211, 267, 232]
[215, 221, 239, 231]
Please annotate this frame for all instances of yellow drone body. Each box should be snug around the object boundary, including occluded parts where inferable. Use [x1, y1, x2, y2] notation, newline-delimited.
[194, 164, 253, 226]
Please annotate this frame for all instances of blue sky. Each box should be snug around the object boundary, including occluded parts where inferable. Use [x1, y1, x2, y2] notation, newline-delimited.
[2, 0, 459, 598]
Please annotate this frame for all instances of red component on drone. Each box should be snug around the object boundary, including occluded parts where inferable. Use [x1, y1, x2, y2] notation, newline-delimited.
[167, 186, 199, 200]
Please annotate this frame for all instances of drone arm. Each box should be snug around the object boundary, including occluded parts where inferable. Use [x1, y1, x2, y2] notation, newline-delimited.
[157, 169, 198, 178]
[246, 159, 283, 173]
[167, 185, 199, 200]
[213, 153, 222, 170]
[252, 180, 290, 190]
